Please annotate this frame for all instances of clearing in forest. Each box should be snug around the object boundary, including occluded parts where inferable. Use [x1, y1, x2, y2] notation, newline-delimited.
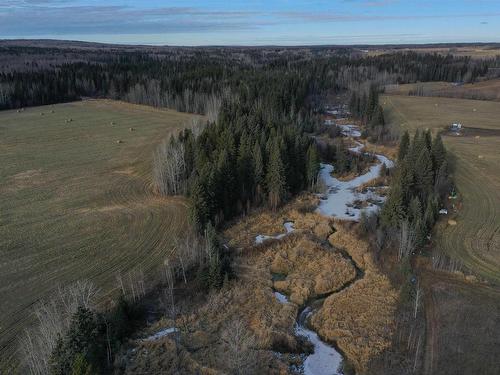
[0, 100, 200, 363]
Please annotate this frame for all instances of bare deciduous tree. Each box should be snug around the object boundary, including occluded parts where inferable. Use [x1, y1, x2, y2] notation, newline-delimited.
[153, 138, 186, 196]
[398, 220, 416, 261]
[20, 280, 99, 375]
[221, 318, 259, 375]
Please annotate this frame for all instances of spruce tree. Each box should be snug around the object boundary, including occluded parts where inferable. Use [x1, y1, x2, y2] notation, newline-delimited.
[190, 175, 210, 230]
[381, 181, 405, 228]
[266, 138, 286, 211]
[398, 131, 410, 161]
[252, 141, 264, 203]
[415, 147, 434, 202]
[306, 144, 320, 190]
[431, 134, 446, 174]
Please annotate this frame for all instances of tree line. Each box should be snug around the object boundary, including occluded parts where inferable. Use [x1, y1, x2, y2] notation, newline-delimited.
[381, 130, 450, 257]
[1, 46, 498, 111]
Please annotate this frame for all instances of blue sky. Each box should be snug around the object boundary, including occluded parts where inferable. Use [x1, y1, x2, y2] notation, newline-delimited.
[1, 0, 500, 45]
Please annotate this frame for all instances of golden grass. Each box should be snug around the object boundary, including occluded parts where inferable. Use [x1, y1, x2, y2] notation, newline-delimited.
[312, 224, 399, 373]
[270, 235, 356, 305]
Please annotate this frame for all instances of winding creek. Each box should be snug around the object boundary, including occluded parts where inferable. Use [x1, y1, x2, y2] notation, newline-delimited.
[258, 124, 394, 375]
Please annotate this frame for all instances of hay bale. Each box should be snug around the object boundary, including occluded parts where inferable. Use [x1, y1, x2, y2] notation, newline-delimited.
[50, 110, 54, 114]
[473, 108, 477, 112]
[116, 140, 123, 144]
[40, 112, 44, 116]
[110, 121, 115, 125]
[475, 135, 480, 139]
[129, 127, 135, 132]
[448, 219, 457, 226]
[478, 155, 484, 159]
[17, 109, 20, 113]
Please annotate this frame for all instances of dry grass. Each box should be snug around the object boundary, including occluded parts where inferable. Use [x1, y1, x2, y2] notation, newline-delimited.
[420, 270, 500, 375]
[312, 224, 399, 373]
[385, 79, 500, 101]
[0, 100, 201, 366]
[224, 197, 399, 373]
[269, 235, 356, 305]
[367, 45, 500, 59]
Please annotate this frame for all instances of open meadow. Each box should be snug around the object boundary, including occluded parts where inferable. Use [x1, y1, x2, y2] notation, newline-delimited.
[0, 100, 199, 364]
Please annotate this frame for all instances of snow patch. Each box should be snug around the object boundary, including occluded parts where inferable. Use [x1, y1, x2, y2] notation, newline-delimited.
[255, 221, 295, 244]
[339, 124, 362, 138]
[274, 291, 289, 304]
[144, 327, 178, 341]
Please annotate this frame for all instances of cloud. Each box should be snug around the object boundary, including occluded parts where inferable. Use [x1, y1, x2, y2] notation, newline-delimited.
[0, 5, 266, 35]
[275, 10, 500, 22]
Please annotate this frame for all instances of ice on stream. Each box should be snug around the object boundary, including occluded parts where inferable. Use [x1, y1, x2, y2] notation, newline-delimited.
[144, 327, 178, 341]
[338, 124, 362, 138]
[255, 221, 295, 244]
[274, 291, 289, 304]
[296, 307, 343, 375]
[317, 127, 394, 221]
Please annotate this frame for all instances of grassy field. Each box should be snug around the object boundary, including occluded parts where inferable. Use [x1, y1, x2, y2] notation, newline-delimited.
[368, 45, 500, 59]
[383, 95, 500, 283]
[385, 79, 500, 101]
[0, 100, 199, 364]
[383, 94, 500, 374]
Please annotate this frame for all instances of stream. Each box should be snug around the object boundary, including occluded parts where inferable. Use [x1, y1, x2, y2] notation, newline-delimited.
[258, 124, 393, 375]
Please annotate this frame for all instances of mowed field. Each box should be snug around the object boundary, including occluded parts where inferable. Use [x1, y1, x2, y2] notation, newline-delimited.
[383, 95, 500, 283]
[0, 100, 198, 363]
[385, 79, 500, 101]
[383, 94, 500, 374]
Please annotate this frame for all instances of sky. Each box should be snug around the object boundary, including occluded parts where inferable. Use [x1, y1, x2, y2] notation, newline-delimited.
[1, 0, 500, 46]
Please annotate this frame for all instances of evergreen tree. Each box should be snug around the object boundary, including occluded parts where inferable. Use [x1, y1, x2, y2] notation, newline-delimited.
[398, 131, 410, 161]
[49, 307, 100, 375]
[414, 147, 434, 201]
[431, 134, 446, 173]
[190, 174, 210, 230]
[381, 181, 405, 228]
[252, 141, 264, 203]
[266, 138, 286, 211]
[306, 144, 320, 190]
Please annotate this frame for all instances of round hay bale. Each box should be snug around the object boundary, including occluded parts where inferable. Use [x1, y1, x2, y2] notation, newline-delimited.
[116, 140, 123, 144]
[475, 135, 480, 139]
[17, 109, 20, 113]
[129, 127, 135, 131]
[448, 219, 457, 226]
[473, 108, 477, 112]
[478, 155, 484, 159]
[40, 112, 44, 115]
[110, 121, 115, 125]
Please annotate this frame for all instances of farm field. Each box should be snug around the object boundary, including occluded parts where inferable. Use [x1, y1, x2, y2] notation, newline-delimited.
[383, 94, 500, 284]
[0, 100, 198, 364]
[384, 94, 500, 374]
[385, 79, 500, 101]
[367, 45, 500, 59]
